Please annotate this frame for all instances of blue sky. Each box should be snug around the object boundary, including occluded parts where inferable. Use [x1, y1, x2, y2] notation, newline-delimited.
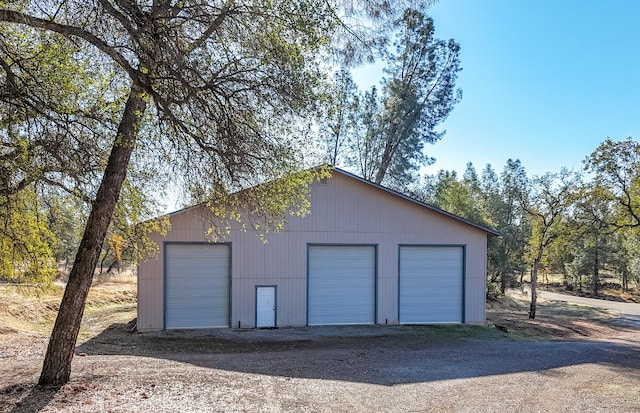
[352, 0, 640, 177]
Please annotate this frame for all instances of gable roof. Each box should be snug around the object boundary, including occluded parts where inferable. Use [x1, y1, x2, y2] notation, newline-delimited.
[330, 168, 500, 237]
[166, 166, 500, 237]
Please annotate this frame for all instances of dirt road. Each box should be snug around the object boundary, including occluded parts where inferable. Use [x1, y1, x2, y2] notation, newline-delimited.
[540, 291, 640, 328]
[2, 324, 640, 413]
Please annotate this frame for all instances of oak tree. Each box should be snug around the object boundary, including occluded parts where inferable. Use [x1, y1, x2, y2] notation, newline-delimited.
[585, 138, 640, 230]
[520, 171, 577, 319]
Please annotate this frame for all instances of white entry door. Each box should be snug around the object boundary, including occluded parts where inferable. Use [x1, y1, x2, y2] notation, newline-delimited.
[256, 286, 276, 327]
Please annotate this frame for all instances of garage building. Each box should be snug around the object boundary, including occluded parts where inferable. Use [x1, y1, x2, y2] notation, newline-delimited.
[137, 168, 498, 330]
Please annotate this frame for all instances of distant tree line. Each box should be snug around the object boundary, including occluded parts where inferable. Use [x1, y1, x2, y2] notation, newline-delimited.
[405, 139, 640, 318]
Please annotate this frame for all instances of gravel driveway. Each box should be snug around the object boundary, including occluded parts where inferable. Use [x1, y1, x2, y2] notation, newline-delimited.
[2, 324, 639, 412]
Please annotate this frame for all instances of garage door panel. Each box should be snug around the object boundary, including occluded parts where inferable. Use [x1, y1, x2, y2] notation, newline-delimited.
[400, 246, 463, 324]
[165, 243, 230, 329]
[308, 245, 375, 325]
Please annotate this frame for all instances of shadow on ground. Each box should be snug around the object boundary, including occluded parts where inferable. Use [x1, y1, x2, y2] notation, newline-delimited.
[75, 320, 640, 387]
[0, 383, 58, 413]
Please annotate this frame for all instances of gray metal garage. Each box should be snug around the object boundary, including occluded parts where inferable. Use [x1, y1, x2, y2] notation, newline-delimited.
[399, 246, 464, 324]
[137, 168, 498, 331]
[164, 243, 230, 328]
[307, 245, 376, 325]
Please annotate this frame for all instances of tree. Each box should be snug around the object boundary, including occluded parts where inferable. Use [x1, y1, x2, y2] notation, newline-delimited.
[520, 171, 577, 319]
[42, 192, 85, 269]
[482, 160, 529, 295]
[319, 70, 360, 166]
[1, 0, 429, 386]
[609, 230, 638, 292]
[348, 8, 461, 186]
[577, 138, 640, 294]
[585, 138, 640, 230]
[0, 187, 56, 285]
[350, 86, 384, 181]
[421, 160, 531, 299]
[428, 166, 488, 224]
[569, 185, 617, 295]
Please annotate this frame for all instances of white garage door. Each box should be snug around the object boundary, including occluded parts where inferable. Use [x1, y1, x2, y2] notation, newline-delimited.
[399, 246, 464, 324]
[308, 245, 376, 325]
[165, 243, 230, 329]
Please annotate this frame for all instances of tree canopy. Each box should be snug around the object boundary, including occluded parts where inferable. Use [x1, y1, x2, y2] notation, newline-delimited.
[585, 138, 640, 230]
[318, 8, 461, 188]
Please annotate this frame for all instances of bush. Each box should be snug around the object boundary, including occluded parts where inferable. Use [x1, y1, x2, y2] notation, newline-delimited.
[486, 281, 502, 300]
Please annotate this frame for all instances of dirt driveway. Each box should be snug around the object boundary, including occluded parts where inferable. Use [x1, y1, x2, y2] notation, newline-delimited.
[2, 321, 640, 413]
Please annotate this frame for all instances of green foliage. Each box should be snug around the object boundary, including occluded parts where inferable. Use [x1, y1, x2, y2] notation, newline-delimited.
[348, 86, 383, 180]
[560, 139, 640, 293]
[372, 9, 462, 186]
[320, 9, 461, 188]
[430, 168, 489, 225]
[584, 138, 640, 230]
[485, 160, 530, 293]
[613, 230, 640, 290]
[415, 150, 640, 300]
[0, 21, 123, 200]
[42, 192, 85, 265]
[522, 172, 578, 264]
[0, 188, 56, 285]
[486, 280, 502, 300]
[319, 70, 361, 166]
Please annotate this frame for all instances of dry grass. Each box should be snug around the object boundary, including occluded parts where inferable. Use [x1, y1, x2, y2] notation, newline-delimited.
[0, 285, 61, 336]
[0, 273, 137, 341]
[527, 271, 640, 303]
[486, 290, 629, 340]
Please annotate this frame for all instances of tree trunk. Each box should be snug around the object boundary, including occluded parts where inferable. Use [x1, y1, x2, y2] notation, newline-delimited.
[106, 258, 121, 274]
[373, 114, 404, 186]
[374, 140, 394, 184]
[529, 258, 539, 319]
[592, 247, 599, 296]
[578, 274, 582, 292]
[100, 245, 110, 274]
[38, 86, 147, 386]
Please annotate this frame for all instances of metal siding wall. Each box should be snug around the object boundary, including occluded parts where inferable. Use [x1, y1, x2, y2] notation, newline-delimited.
[229, 227, 310, 328]
[464, 234, 488, 323]
[375, 242, 397, 324]
[137, 231, 166, 331]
